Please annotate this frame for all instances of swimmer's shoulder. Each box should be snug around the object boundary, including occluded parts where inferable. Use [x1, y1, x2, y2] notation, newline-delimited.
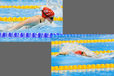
[35, 15, 42, 18]
[35, 15, 45, 23]
[34, 15, 43, 20]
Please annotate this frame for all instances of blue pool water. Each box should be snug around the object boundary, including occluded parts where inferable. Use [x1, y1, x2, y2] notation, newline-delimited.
[51, 34, 114, 76]
[51, 54, 114, 66]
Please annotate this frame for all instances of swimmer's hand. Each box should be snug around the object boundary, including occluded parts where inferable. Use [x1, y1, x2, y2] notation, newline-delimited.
[55, 54, 59, 56]
[55, 52, 69, 56]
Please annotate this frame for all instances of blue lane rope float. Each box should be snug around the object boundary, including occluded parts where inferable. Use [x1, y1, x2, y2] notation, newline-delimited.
[52, 34, 114, 38]
[0, 33, 62, 38]
[51, 34, 114, 41]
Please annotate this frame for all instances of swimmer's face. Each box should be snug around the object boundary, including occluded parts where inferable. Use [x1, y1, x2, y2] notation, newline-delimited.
[46, 17, 54, 23]
[82, 52, 87, 56]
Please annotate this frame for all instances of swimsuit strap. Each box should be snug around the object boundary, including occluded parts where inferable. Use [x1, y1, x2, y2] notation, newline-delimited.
[81, 52, 84, 55]
[40, 19, 42, 23]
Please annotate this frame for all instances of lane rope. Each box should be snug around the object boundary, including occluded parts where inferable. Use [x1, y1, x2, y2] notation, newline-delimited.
[0, 5, 63, 9]
[0, 17, 63, 22]
[51, 39, 114, 45]
[51, 63, 114, 71]
[0, 33, 62, 38]
[52, 68, 114, 73]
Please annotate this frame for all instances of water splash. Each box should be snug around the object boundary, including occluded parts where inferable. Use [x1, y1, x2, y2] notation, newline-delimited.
[46, 0, 63, 17]
[46, 0, 61, 9]
[42, 20, 62, 27]
[58, 43, 103, 58]
[97, 53, 114, 59]
[0, 22, 17, 32]
[57, 43, 114, 59]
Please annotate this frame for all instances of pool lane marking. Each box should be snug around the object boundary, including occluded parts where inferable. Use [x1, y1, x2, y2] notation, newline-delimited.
[51, 50, 114, 55]
[52, 68, 114, 73]
[0, 5, 63, 9]
[0, 17, 63, 22]
[51, 63, 114, 71]
[51, 39, 114, 45]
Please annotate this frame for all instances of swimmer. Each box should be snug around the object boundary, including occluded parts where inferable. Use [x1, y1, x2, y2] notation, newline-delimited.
[55, 43, 99, 58]
[55, 43, 114, 59]
[8, 7, 55, 31]
[55, 50, 92, 57]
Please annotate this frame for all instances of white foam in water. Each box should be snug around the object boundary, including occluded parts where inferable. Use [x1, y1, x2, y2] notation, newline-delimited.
[46, 0, 63, 17]
[44, 20, 61, 27]
[59, 43, 114, 59]
[97, 53, 114, 59]
[47, 0, 61, 8]
[0, 22, 17, 32]
[34, 19, 62, 28]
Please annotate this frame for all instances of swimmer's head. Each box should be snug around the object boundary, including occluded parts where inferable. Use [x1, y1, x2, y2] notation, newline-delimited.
[74, 50, 87, 56]
[42, 7, 55, 23]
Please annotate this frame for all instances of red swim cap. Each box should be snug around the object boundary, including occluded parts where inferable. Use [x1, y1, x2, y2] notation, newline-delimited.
[42, 7, 55, 18]
[74, 50, 83, 55]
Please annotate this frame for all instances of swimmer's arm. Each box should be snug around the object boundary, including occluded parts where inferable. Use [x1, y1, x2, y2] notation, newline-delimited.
[86, 55, 92, 57]
[8, 16, 40, 31]
[55, 52, 69, 56]
[8, 18, 34, 31]
[83, 54, 92, 57]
